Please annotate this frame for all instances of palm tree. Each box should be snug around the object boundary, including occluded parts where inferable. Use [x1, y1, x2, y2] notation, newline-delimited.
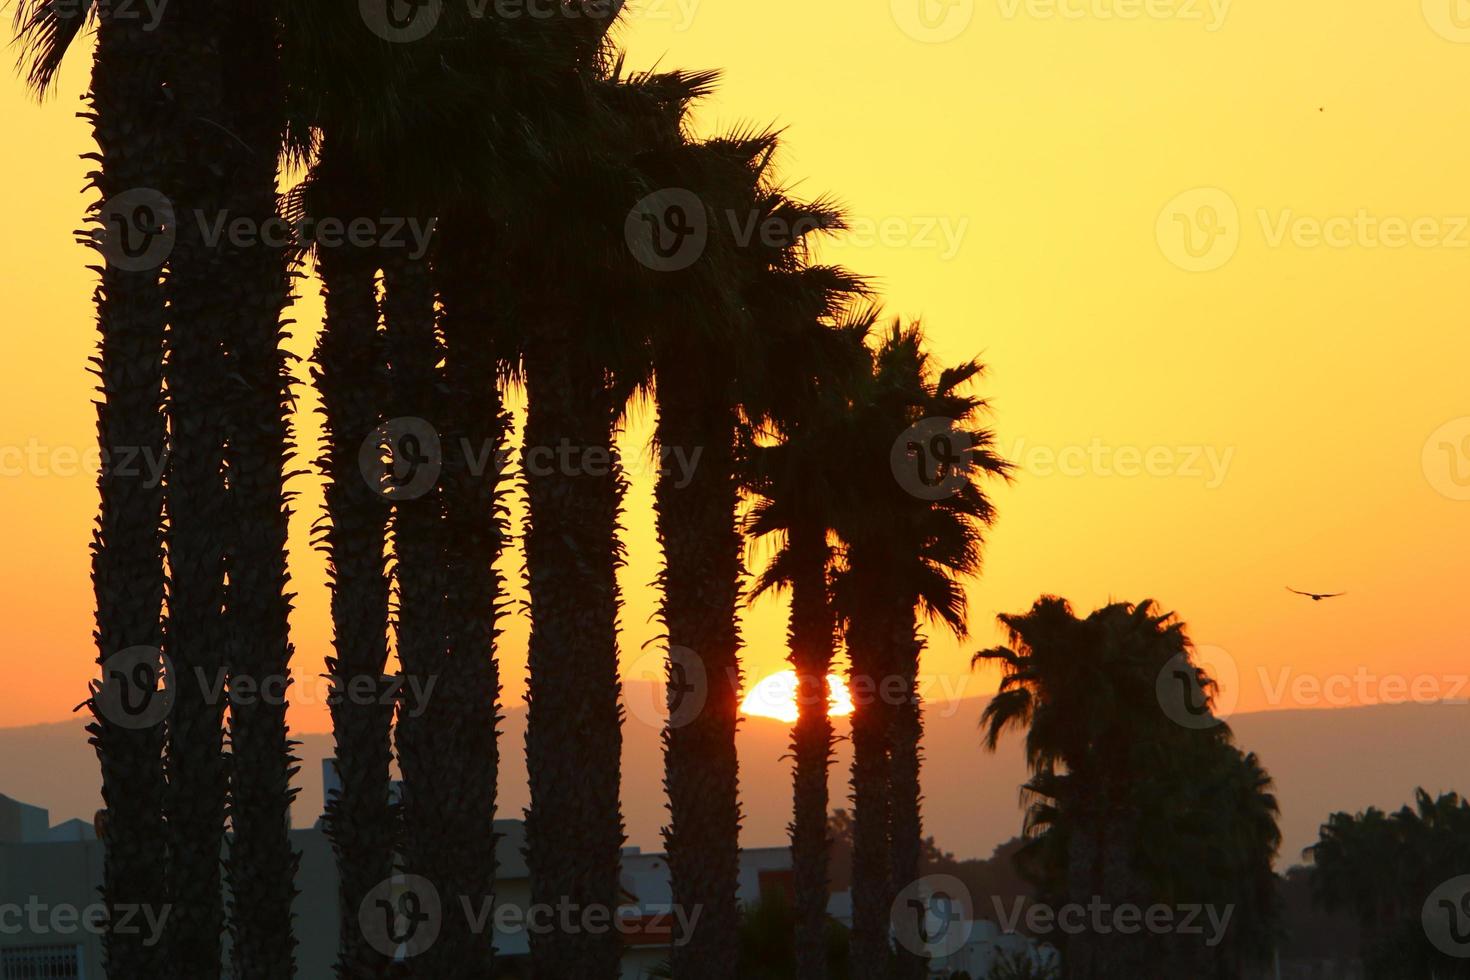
[428, 214, 511, 978]
[745, 293, 874, 980]
[512, 61, 697, 980]
[212, 2, 302, 975]
[643, 134, 762, 979]
[17, 3, 172, 975]
[835, 324, 1009, 980]
[977, 598, 1282, 979]
[1307, 791, 1470, 978]
[975, 598, 1176, 979]
[643, 132, 862, 977]
[303, 141, 398, 978]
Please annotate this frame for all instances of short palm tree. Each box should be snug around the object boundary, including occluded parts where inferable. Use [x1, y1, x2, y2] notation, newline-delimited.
[977, 598, 1281, 978]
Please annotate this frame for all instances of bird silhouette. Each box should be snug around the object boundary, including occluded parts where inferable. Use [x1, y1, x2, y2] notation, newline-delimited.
[1287, 587, 1345, 602]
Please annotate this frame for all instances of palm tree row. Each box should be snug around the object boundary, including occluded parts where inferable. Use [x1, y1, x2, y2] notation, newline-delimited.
[18, 2, 1012, 978]
[19, 0, 300, 976]
[1307, 789, 1470, 978]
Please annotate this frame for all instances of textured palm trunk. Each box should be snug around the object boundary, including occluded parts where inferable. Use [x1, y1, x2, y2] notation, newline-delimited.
[523, 323, 626, 979]
[846, 594, 894, 980]
[219, 4, 300, 975]
[1097, 795, 1144, 980]
[786, 522, 836, 980]
[1063, 781, 1104, 980]
[886, 609, 925, 980]
[653, 351, 743, 980]
[314, 175, 397, 979]
[85, 6, 171, 976]
[429, 221, 507, 977]
[160, 2, 232, 971]
[378, 249, 462, 979]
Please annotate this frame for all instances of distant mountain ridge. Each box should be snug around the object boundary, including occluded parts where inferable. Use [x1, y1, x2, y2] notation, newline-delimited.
[6, 690, 1466, 864]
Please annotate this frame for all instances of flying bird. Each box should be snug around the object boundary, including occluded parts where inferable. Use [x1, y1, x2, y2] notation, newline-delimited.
[1287, 587, 1345, 602]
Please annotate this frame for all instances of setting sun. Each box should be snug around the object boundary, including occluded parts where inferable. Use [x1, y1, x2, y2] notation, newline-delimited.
[740, 671, 855, 723]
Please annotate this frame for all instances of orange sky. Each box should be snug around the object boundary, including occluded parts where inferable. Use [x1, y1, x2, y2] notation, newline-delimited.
[2, 0, 1468, 735]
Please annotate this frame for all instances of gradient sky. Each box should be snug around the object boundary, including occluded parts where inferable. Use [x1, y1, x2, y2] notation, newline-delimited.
[2, 0, 1468, 738]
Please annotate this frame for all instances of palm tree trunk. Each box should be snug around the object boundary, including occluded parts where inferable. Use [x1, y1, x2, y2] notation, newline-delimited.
[523, 323, 626, 979]
[314, 165, 397, 979]
[653, 351, 743, 980]
[1098, 794, 1144, 980]
[431, 220, 507, 976]
[378, 248, 463, 979]
[786, 522, 836, 980]
[1063, 782, 1104, 980]
[846, 598, 893, 980]
[219, 4, 301, 975]
[85, 5, 171, 974]
[161, 3, 232, 970]
[886, 611, 925, 980]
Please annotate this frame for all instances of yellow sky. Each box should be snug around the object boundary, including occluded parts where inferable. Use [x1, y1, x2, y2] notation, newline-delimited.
[2, 0, 1468, 733]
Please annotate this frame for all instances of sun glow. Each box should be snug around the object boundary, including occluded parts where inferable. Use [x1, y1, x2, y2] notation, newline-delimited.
[740, 671, 854, 723]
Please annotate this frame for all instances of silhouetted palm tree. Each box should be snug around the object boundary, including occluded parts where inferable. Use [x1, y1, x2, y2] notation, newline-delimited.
[835, 323, 1009, 980]
[513, 62, 702, 980]
[152, 1, 239, 972]
[745, 293, 874, 980]
[303, 141, 398, 978]
[644, 133, 865, 977]
[213, 3, 301, 975]
[643, 134, 763, 979]
[978, 598, 1282, 979]
[977, 598, 1178, 978]
[18, 3, 173, 975]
